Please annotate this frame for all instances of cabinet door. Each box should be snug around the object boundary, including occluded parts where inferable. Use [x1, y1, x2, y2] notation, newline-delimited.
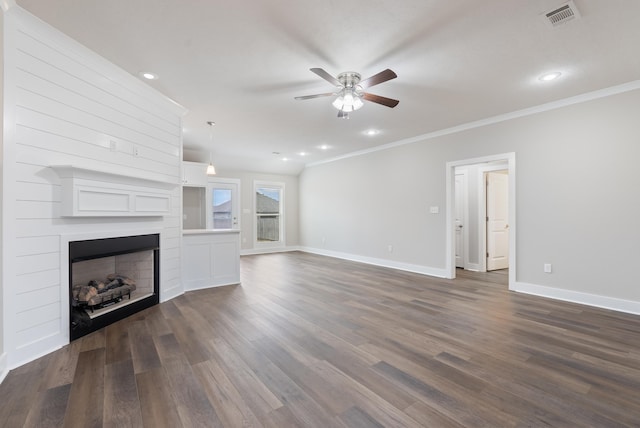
[182, 162, 208, 186]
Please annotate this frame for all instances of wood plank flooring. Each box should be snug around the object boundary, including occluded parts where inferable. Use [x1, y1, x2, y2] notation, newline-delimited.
[2, 251, 640, 427]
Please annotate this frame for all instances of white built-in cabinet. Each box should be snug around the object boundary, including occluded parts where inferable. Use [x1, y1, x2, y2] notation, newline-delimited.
[182, 230, 241, 289]
[182, 161, 208, 186]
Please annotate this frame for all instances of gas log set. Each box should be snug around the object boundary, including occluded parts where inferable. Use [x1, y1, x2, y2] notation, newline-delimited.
[72, 273, 136, 311]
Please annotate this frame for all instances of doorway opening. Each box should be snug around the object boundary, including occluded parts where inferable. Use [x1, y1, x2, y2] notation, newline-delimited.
[446, 153, 515, 289]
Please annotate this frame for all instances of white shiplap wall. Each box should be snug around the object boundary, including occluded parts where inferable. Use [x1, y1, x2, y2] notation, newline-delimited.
[3, 6, 186, 368]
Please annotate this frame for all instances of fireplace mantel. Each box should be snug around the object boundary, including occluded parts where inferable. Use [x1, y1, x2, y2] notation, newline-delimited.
[51, 165, 178, 217]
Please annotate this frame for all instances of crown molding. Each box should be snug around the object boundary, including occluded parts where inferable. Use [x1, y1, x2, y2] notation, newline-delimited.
[306, 79, 640, 169]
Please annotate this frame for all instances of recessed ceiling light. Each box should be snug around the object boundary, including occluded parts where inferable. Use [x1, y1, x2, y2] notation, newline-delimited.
[298, 152, 308, 156]
[539, 71, 562, 81]
[282, 157, 289, 162]
[140, 72, 158, 80]
[319, 144, 330, 150]
[365, 129, 380, 136]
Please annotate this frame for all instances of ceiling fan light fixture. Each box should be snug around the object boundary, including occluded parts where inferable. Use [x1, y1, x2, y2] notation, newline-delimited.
[352, 94, 364, 110]
[332, 89, 363, 112]
[296, 68, 398, 116]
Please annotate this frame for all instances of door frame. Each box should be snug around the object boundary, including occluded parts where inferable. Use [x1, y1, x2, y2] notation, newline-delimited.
[445, 152, 516, 289]
[454, 169, 470, 269]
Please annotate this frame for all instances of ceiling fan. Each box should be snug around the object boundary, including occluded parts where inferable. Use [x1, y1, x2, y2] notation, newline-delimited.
[295, 68, 399, 119]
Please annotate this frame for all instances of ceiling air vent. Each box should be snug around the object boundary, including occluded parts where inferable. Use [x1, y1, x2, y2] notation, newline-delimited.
[543, 1, 581, 27]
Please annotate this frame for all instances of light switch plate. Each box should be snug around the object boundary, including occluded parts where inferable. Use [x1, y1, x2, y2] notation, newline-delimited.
[430, 206, 439, 214]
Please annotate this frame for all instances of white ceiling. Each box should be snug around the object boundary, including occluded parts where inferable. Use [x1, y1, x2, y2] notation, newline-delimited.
[15, 0, 640, 175]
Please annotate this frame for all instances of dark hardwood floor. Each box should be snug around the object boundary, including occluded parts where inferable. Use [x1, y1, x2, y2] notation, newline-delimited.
[2, 252, 640, 427]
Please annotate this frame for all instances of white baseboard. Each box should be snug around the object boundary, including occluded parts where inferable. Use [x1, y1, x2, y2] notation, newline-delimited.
[240, 246, 301, 256]
[10, 334, 66, 375]
[512, 281, 640, 316]
[161, 284, 184, 302]
[464, 263, 481, 272]
[0, 352, 8, 384]
[299, 247, 448, 278]
[184, 281, 240, 292]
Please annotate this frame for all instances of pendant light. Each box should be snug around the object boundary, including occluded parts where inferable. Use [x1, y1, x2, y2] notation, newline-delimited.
[206, 121, 216, 175]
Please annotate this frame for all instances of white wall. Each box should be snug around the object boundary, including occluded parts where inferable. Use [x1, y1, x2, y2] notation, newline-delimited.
[2, 6, 186, 368]
[214, 169, 299, 253]
[300, 86, 640, 311]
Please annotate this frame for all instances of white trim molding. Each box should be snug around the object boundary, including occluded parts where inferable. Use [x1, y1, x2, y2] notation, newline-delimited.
[240, 246, 300, 256]
[513, 282, 640, 316]
[300, 247, 449, 279]
[0, 353, 8, 384]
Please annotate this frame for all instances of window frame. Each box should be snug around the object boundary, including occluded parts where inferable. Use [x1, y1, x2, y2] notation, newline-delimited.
[253, 180, 285, 248]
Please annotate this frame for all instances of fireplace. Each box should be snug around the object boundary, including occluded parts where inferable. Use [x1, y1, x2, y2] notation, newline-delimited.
[69, 233, 160, 340]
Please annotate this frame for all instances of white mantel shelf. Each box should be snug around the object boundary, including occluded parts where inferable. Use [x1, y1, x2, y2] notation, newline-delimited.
[51, 165, 179, 217]
[51, 165, 180, 187]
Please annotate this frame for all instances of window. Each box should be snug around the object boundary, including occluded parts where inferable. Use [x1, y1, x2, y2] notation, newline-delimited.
[212, 188, 232, 229]
[254, 181, 284, 246]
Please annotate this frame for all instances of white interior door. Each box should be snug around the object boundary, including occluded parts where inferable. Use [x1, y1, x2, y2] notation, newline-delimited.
[486, 171, 509, 271]
[454, 172, 466, 268]
[206, 179, 240, 230]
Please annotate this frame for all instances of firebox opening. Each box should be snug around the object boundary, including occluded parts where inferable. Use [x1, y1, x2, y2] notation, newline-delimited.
[69, 233, 160, 340]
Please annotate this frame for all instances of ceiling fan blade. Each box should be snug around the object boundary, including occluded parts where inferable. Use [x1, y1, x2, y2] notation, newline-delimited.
[337, 110, 349, 119]
[294, 92, 335, 100]
[310, 68, 341, 86]
[359, 69, 397, 89]
[363, 92, 400, 108]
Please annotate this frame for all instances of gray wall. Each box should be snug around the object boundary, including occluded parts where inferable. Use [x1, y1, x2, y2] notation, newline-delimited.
[300, 88, 640, 303]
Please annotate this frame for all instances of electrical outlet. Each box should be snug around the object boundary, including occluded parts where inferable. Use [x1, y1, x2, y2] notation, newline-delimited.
[109, 140, 117, 152]
[388, 245, 393, 253]
[544, 263, 552, 273]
